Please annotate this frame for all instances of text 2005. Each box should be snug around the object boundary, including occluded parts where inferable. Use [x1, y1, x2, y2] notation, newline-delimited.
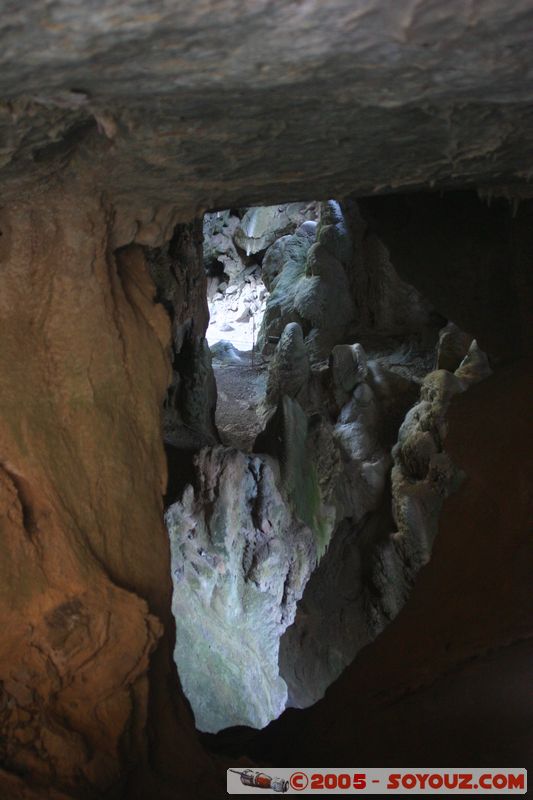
[310, 773, 367, 790]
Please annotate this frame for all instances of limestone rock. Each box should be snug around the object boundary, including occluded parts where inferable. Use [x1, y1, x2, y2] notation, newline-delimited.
[0, 190, 211, 797]
[2, 5, 533, 221]
[294, 244, 355, 329]
[207, 269, 267, 353]
[166, 447, 320, 732]
[455, 339, 493, 385]
[234, 203, 317, 256]
[210, 340, 244, 364]
[437, 322, 474, 372]
[332, 380, 391, 524]
[279, 515, 376, 709]
[265, 364, 533, 770]
[257, 234, 312, 351]
[278, 350, 419, 707]
[373, 354, 493, 632]
[316, 200, 353, 267]
[261, 227, 316, 292]
[264, 323, 311, 412]
[280, 341, 493, 713]
[167, 335, 218, 450]
[255, 397, 336, 560]
[330, 343, 368, 408]
[203, 210, 245, 281]
[258, 203, 357, 361]
[147, 220, 218, 450]
[0, 3, 531, 794]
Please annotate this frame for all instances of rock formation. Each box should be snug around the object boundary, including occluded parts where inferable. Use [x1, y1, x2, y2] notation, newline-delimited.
[277, 336, 491, 708]
[273, 341, 495, 710]
[258, 199, 441, 363]
[166, 447, 321, 733]
[203, 203, 324, 361]
[258, 201, 357, 359]
[203, 210, 243, 281]
[0, 190, 216, 798]
[147, 220, 218, 452]
[234, 203, 318, 257]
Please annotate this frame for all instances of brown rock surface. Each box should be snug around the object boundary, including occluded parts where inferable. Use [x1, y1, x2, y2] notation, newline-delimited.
[0, 183, 219, 797]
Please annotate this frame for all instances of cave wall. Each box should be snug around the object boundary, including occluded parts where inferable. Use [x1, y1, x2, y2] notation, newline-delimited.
[250, 360, 533, 766]
[0, 189, 531, 797]
[0, 183, 218, 798]
[358, 192, 533, 362]
[0, 181, 530, 800]
[146, 219, 218, 460]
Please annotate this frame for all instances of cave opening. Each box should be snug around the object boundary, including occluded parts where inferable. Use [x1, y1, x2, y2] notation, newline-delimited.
[204, 202, 319, 449]
[154, 196, 494, 743]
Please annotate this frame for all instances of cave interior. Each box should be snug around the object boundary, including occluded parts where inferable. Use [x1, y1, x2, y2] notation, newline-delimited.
[0, 2, 532, 799]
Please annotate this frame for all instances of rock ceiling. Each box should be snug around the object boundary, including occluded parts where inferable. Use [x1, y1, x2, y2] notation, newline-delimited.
[1, 0, 533, 211]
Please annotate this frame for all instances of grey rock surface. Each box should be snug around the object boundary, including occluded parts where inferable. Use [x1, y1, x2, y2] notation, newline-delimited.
[234, 203, 317, 256]
[279, 347, 418, 706]
[257, 230, 315, 351]
[330, 343, 368, 408]
[261, 226, 316, 292]
[263, 323, 311, 412]
[203, 210, 245, 280]
[258, 197, 438, 368]
[377, 349, 494, 623]
[279, 512, 385, 709]
[279, 339, 492, 709]
[166, 446, 323, 733]
[294, 243, 355, 328]
[454, 339, 493, 384]
[255, 396, 337, 560]
[209, 340, 244, 364]
[258, 202, 357, 360]
[3, 2, 533, 213]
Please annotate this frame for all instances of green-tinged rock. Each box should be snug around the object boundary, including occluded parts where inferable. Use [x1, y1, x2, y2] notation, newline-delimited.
[258, 203, 357, 361]
[255, 396, 336, 560]
[166, 447, 320, 732]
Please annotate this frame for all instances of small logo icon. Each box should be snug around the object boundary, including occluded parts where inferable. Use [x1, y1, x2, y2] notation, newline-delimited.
[229, 768, 289, 793]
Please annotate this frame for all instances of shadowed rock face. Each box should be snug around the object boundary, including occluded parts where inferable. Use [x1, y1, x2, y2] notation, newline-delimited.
[359, 192, 533, 361]
[2, 1, 533, 210]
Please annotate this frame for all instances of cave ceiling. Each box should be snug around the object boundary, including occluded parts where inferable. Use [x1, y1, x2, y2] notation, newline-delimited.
[1, 0, 533, 213]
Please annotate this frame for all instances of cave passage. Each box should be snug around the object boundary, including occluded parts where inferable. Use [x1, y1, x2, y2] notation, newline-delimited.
[204, 207, 271, 450]
[162, 198, 493, 737]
